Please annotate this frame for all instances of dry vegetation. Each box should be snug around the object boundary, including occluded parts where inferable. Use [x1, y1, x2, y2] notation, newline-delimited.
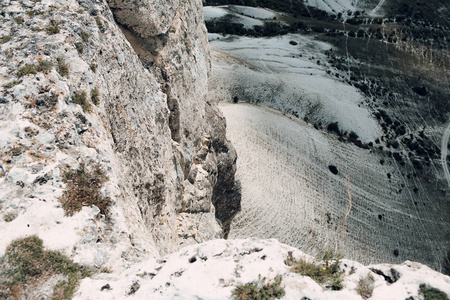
[60, 163, 110, 216]
[0, 236, 89, 299]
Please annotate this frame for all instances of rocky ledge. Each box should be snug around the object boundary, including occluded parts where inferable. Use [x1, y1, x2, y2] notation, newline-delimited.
[76, 238, 450, 299]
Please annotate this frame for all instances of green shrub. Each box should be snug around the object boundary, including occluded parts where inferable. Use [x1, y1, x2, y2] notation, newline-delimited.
[80, 31, 90, 43]
[356, 274, 375, 299]
[75, 42, 84, 54]
[0, 35, 12, 44]
[60, 163, 109, 216]
[14, 17, 24, 24]
[232, 276, 285, 300]
[89, 63, 97, 73]
[10, 147, 22, 156]
[95, 17, 104, 32]
[0, 236, 89, 299]
[17, 64, 37, 77]
[91, 87, 100, 105]
[57, 57, 69, 77]
[3, 80, 22, 89]
[45, 21, 60, 35]
[26, 10, 42, 16]
[291, 251, 344, 290]
[3, 212, 17, 223]
[72, 91, 90, 112]
[37, 60, 53, 74]
[419, 284, 449, 300]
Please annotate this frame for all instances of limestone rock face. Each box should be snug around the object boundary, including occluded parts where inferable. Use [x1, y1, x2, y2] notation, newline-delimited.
[0, 0, 238, 285]
[106, 0, 179, 37]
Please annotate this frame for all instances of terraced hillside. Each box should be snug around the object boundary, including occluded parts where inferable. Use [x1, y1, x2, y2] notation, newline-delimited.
[206, 0, 450, 274]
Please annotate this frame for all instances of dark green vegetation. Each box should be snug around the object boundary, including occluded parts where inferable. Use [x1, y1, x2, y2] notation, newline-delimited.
[17, 64, 37, 77]
[289, 252, 343, 290]
[57, 57, 70, 77]
[232, 276, 285, 300]
[16, 61, 53, 77]
[0, 35, 12, 44]
[72, 91, 90, 112]
[45, 20, 60, 35]
[419, 284, 449, 300]
[0, 236, 89, 299]
[91, 87, 100, 105]
[60, 163, 110, 216]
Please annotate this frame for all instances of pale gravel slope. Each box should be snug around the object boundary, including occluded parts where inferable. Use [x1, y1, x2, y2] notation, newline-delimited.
[208, 34, 381, 143]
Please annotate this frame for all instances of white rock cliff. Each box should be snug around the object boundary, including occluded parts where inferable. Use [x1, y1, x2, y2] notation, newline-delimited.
[0, 0, 448, 299]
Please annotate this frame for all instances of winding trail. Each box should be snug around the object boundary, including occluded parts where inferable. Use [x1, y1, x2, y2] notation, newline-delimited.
[370, 0, 386, 15]
[441, 122, 450, 188]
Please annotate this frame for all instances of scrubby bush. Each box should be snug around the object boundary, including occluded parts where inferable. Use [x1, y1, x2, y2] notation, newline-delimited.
[60, 163, 109, 216]
[57, 57, 70, 77]
[291, 251, 344, 290]
[91, 87, 100, 105]
[419, 284, 449, 300]
[37, 60, 53, 74]
[45, 21, 60, 35]
[232, 276, 285, 300]
[72, 91, 90, 112]
[17, 64, 37, 77]
[0, 236, 89, 299]
[356, 274, 375, 299]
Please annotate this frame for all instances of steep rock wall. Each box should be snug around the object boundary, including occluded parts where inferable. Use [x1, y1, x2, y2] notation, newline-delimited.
[0, 0, 239, 279]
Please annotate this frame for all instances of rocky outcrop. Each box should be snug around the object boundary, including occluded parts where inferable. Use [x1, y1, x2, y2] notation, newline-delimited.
[75, 238, 450, 299]
[0, 0, 239, 281]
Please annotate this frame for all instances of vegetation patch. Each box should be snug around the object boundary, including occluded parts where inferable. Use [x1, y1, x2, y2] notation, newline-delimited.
[419, 284, 449, 300]
[91, 87, 100, 105]
[60, 163, 109, 216]
[0, 35, 12, 44]
[17, 64, 37, 77]
[37, 60, 53, 74]
[356, 274, 375, 299]
[72, 91, 90, 112]
[56, 57, 70, 77]
[45, 21, 60, 35]
[75, 42, 84, 54]
[232, 276, 285, 300]
[290, 251, 344, 290]
[3, 212, 18, 223]
[0, 236, 89, 299]
[80, 31, 90, 43]
[95, 17, 104, 32]
[3, 79, 22, 89]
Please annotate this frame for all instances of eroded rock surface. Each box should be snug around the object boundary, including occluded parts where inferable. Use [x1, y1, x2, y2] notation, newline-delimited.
[0, 2, 239, 298]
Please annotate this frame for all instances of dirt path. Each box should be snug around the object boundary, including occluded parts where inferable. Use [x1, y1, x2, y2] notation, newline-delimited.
[441, 122, 450, 187]
[370, 0, 386, 15]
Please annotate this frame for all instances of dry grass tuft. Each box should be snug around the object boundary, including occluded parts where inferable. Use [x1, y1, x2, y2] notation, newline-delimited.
[60, 163, 109, 216]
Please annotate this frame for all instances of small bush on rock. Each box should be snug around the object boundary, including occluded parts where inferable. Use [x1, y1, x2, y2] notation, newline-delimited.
[37, 60, 53, 74]
[291, 251, 344, 290]
[419, 284, 449, 300]
[232, 275, 285, 300]
[72, 91, 90, 112]
[0, 236, 89, 299]
[356, 274, 375, 299]
[60, 163, 109, 216]
[91, 87, 100, 105]
[45, 21, 60, 35]
[57, 57, 70, 77]
[0, 35, 12, 44]
[17, 64, 37, 77]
